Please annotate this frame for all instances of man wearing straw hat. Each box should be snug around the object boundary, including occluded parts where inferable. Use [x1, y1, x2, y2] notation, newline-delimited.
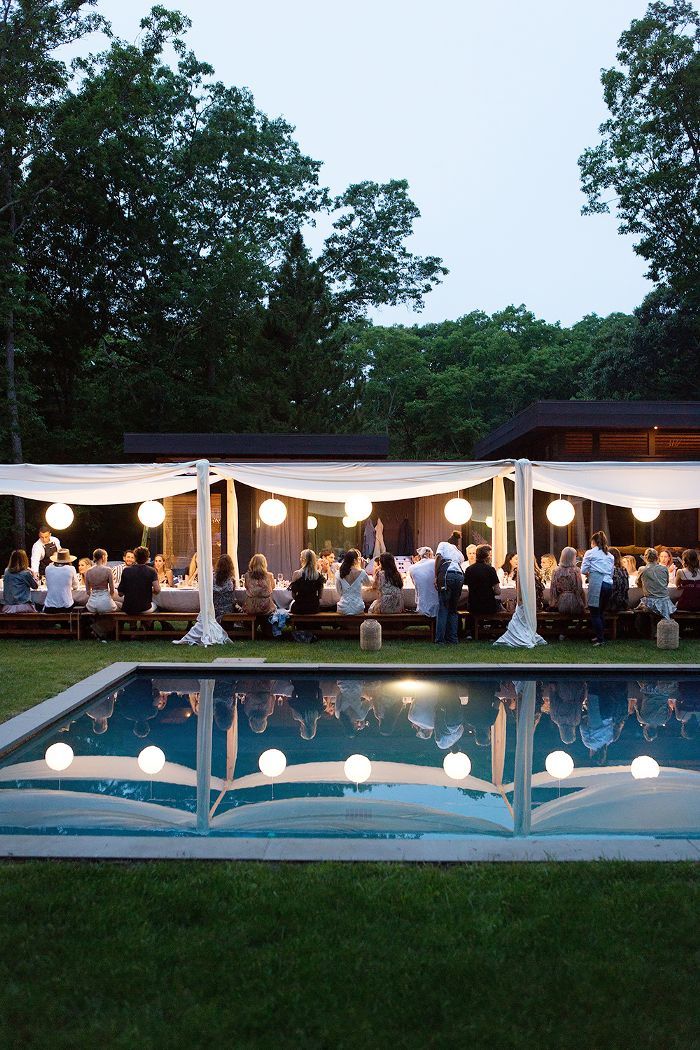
[44, 549, 79, 612]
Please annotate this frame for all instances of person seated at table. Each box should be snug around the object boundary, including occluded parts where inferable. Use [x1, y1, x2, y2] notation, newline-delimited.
[242, 554, 276, 615]
[464, 543, 477, 567]
[30, 525, 61, 577]
[112, 549, 135, 587]
[118, 545, 160, 615]
[2, 549, 38, 613]
[368, 552, 404, 614]
[606, 547, 630, 612]
[512, 557, 544, 609]
[658, 549, 673, 570]
[539, 552, 558, 585]
[213, 554, 240, 622]
[498, 552, 517, 586]
[185, 552, 198, 586]
[463, 544, 501, 615]
[85, 548, 119, 613]
[77, 557, 93, 586]
[637, 547, 676, 619]
[335, 548, 370, 615]
[581, 532, 615, 646]
[154, 553, 173, 587]
[675, 548, 700, 610]
[290, 549, 325, 614]
[548, 547, 586, 616]
[621, 554, 638, 584]
[44, 548, 80, 611]
[407, 546, 439, 619]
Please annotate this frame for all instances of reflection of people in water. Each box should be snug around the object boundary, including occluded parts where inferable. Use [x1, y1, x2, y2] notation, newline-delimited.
[547, 680, 585, 745]
[462, 680, 500, 747]
[336, 680, 372, 736]
[631, 680, 673, 742]
[434, 688, 464, 750]
[371, 690, 404, 736]
[242, 691, 276, 734]
[213, 681, 236, 732]
[407, 696, 435, 740]
[289, 679, 324, 740]
[672, 680, 700, 739]
[118, 680, 160, 738]
[581, 680, 628, 764]
[87, 693, 115, 735]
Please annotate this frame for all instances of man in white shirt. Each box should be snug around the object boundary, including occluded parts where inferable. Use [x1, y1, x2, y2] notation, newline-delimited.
[407, 547, 439, 619]
[434, 531, 465, 644]
[44, 549, 79, 610]
[30, 525, 61, 576]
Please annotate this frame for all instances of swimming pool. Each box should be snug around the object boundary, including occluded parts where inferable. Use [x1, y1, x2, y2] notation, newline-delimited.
[0, 666, 697, 842]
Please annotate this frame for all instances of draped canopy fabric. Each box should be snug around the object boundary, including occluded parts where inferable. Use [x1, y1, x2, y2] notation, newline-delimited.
[531, 461, 700, 510]
[210, 460, 512, 501]
[0, 462, 201, 505]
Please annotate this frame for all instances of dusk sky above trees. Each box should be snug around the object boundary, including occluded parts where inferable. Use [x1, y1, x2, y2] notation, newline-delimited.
[86, 0, 688, 326]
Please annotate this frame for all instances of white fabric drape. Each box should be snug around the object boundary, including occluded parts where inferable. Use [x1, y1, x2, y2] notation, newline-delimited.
[0, 462, 201, 503]
[226, 480, 240, 582]
[491, 474, 508, 570]
[494, 459, 545, 649]
[175, 460, 230, 647]
[211, 460, 511, 501]
[531, 461, 700, 510]
[254, 489, 305, 579]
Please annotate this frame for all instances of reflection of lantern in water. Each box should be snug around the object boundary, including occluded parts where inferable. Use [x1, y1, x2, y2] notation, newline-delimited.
[45, 742, 74, 771]
[630, 755, 660, 779]
[344, 754, 371, 783]
[443, 752, 471, 780]
[259, 748, 287, 778]
[545, 751, 574, 779]
[138, 746, 166, 775]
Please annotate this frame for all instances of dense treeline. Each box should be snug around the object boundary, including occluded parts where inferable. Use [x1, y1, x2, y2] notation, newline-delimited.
[1, 0, 699, 549]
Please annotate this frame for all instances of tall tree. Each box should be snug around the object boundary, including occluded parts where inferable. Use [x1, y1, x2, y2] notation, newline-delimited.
[579, 0, 700, 299]
[0, 0, 105, 542]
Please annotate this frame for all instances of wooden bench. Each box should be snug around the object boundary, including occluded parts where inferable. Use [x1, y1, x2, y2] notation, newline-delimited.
[462, 610, 618, 641]
[111, 611, 257, 640]
[0, 609, 83, 639]
[286, 611, 436, 641]
[671, 611, 700, 636]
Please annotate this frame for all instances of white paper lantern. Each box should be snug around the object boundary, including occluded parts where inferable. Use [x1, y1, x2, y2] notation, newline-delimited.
[630, 755, 660, 779]
[344, 754, 372, 783]
[443, 751, 472, 780]
[342, 515, 357, 529]
[137, 745, 166, 775]
[546, 499, 575, 527]
[344, 496, 373, 522]
[259, 498, 287, 527]
[137, 501, 166, 528]
[545, 750, 574, 779]
[307, 515, 318, 531]
[259, 748, 287, 778]
[45, 742, 74, 771]
[45, 503, 74, 530]
[485, 515, 493, 530]
[444, 497, 472, 525]
[632, 506, 661, 523]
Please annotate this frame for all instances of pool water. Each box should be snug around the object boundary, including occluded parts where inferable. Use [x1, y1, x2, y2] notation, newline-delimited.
[0, 671, 698, 838]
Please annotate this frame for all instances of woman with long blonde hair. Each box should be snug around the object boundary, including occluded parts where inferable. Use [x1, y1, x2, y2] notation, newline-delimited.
[290, 549, 325, 613]
[242, 553, 276, 615]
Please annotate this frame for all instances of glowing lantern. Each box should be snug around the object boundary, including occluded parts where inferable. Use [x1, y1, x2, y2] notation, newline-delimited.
[344, 496, 373, 522]
[137, 501, 166, 528]
[45, 742, 74, 771]
[545, 750, 574, 779]
[45, 503, 74, 530]
[443, 751, 472, 780]
[444, 498, 472, 525]
[259, 748, 287, 778]
[307, 515, 318, 531]
[137, 745, 166, 775]
[546, 499, 575, 527]
[632, 506, 660, 523]
[259, 499, 287, 527]
[342, 516, 357, 529]
[485, 515, 493, 530]
[630, 755, 660, 779]
[344, 754, 372, 783]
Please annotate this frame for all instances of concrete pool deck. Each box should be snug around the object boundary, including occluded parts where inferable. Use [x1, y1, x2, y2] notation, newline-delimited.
[0, 660, 698, 862]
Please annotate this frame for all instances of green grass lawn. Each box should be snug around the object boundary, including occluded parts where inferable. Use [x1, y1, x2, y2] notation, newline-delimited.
[1, 636, 699, 724]
[0, 639, 697, 1047]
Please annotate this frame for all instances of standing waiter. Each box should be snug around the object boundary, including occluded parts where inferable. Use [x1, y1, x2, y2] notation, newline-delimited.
[30, 525, 61, 577]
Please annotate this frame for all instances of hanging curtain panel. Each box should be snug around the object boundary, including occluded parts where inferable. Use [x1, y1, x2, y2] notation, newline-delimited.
[253, 490, 305, 580]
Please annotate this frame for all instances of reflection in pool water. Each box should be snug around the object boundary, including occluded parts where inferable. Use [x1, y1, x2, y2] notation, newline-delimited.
[0, 672, 698, 838]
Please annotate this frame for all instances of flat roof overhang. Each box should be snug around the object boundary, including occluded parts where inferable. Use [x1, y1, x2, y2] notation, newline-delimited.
[123, 433, 390, 460]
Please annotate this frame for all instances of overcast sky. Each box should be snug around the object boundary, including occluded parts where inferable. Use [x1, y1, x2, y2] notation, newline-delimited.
[93, 0, 688, 327]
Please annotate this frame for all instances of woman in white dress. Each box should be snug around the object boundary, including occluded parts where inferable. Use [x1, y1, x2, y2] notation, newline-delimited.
[335, 548, 370, 615]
